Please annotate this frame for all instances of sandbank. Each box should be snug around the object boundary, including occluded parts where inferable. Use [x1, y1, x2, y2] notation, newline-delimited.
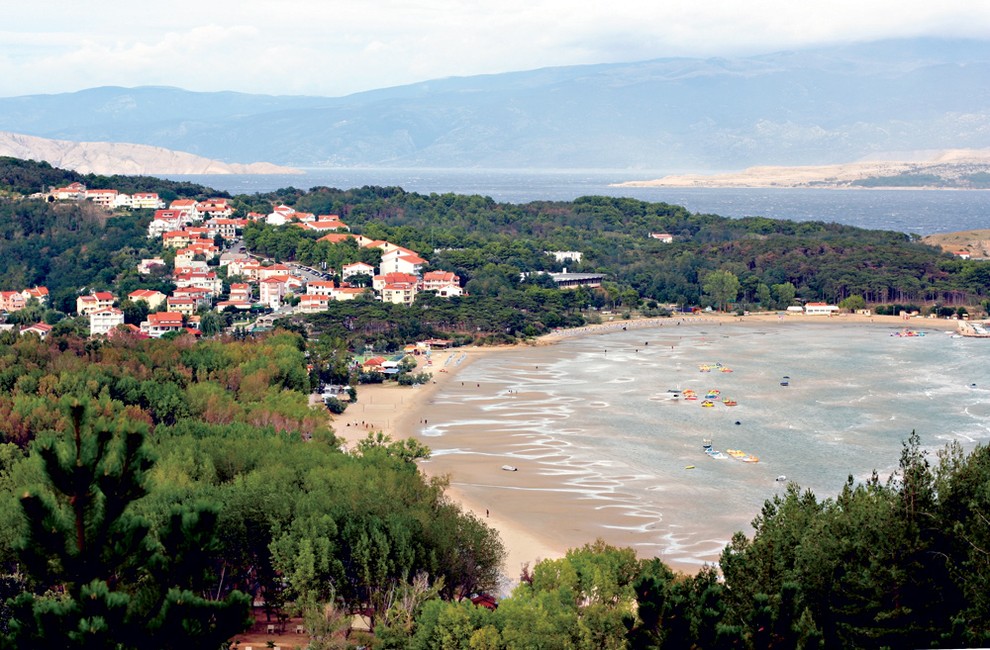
[328, 312, 964, 592]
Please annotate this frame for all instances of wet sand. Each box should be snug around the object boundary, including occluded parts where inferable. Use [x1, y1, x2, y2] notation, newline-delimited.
[328, 313, 963, 589]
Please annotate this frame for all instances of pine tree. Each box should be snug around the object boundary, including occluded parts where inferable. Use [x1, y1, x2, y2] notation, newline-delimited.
[1, 398, 251, 649]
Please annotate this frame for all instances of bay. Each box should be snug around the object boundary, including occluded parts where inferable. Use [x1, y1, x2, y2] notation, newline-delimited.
[422, 320, 990, 568]
[162, 168, 990, 235]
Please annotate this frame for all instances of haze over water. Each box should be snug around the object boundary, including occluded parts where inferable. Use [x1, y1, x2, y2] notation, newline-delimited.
[423, 321, 990, 567]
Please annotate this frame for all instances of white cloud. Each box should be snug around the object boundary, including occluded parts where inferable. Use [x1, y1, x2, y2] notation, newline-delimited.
[0, 0, 987, 97]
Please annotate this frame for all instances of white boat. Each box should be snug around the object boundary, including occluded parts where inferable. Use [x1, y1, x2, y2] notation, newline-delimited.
[776, 475, 787, 482]
[501, 465, 518, 472]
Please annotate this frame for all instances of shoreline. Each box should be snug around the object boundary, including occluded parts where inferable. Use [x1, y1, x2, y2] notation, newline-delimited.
[328, 344, 566, 586]
[327, 312, 963, 590]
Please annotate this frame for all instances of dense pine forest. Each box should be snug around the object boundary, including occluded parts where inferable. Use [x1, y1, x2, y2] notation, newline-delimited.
[2, 157, 990, 647]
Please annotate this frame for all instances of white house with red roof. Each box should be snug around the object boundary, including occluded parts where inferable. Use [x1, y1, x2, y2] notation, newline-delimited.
[21, 286, 50, 305]
[172, 287, 214, 308]
[20, 323, 53, 339]
[169, 199, 199, 216]
[342, 262, 376, 280]
[197, 198, 234, 218]
[298, 294, 331, 313]
[380, 281, 418, 305]
[379, 248, 426, 276]
[148, 210, 189, 238]
[299, 215, 349, 232]
[420, 270, 463, 297]
[306, 281, 337, 297]
[228, 283, 252, 303]
[804, 302, 840, 316]
[226, 259, 263, 281]
[174, 243, 219, 268]
[128, 193, 164, 210]
[373, 272, 419, 292]
[89, 308, 125, 336]
[51, 182, 86, 200]
[127, 289, 167, 310]
[259, 277, 288, 309]
[207, 217, 246, 240]
[141, 312, 185, 338]
[84, 189, 119, 208]
[257, 264, 294, 281]
[76, 292, 115, 316]
[166, 297, 198, 316]
[162, 230, 195, 249]
[174, 271, 222, 296]
[265, 205, 295, 225]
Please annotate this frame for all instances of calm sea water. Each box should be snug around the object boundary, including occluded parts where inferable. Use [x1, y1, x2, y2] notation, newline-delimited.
[425, 321, 990, 565]
[163, 168, 990, 235]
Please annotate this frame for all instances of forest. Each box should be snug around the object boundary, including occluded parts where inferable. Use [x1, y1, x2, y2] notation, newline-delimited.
[0, 331, 502, 648]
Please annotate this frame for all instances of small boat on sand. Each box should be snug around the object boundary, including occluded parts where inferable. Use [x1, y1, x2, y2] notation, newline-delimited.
[501, 465, 518, 472]
[702, 439, 728, 459]
[776, 475, 787, 482]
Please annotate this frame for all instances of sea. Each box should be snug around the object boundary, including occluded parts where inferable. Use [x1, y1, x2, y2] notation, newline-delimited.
[425, 321, 990, 567]
[163, 168, 990, 235]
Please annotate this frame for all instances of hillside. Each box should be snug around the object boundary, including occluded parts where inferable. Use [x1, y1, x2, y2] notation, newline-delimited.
[922, 229, 990, 259]
[0, 38, 986, 170]
[0, 131, 300, 175]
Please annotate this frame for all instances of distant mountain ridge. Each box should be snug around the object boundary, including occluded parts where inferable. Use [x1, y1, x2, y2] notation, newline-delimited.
[0, 131, 299, 175]
[0, 38, 987, 171]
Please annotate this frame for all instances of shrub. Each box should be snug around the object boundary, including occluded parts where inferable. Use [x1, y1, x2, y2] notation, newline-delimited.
[324, 397, 347, 414]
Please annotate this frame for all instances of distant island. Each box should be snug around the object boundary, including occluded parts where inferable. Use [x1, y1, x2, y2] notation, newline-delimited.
[615, 149, 990, 189]
[0, 131, 301, 176]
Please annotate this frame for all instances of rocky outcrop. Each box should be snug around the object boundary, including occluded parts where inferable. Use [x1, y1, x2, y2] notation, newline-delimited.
[0, 131, 300, 175]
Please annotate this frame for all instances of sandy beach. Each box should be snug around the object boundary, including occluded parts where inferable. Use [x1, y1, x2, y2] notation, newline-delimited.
[327, 312, 965, 590]
[328, 343, 566, 585]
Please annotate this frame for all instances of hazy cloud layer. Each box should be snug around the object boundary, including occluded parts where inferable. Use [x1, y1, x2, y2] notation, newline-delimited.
[2, 0, 988, 97]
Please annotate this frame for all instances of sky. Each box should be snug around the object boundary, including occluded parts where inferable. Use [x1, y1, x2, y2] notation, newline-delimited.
[2, 0, 988, 98]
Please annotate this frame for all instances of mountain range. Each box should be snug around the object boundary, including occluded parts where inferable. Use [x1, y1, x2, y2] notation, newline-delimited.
[0, 131, 298, 175]
[0, 38, 987, 171]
